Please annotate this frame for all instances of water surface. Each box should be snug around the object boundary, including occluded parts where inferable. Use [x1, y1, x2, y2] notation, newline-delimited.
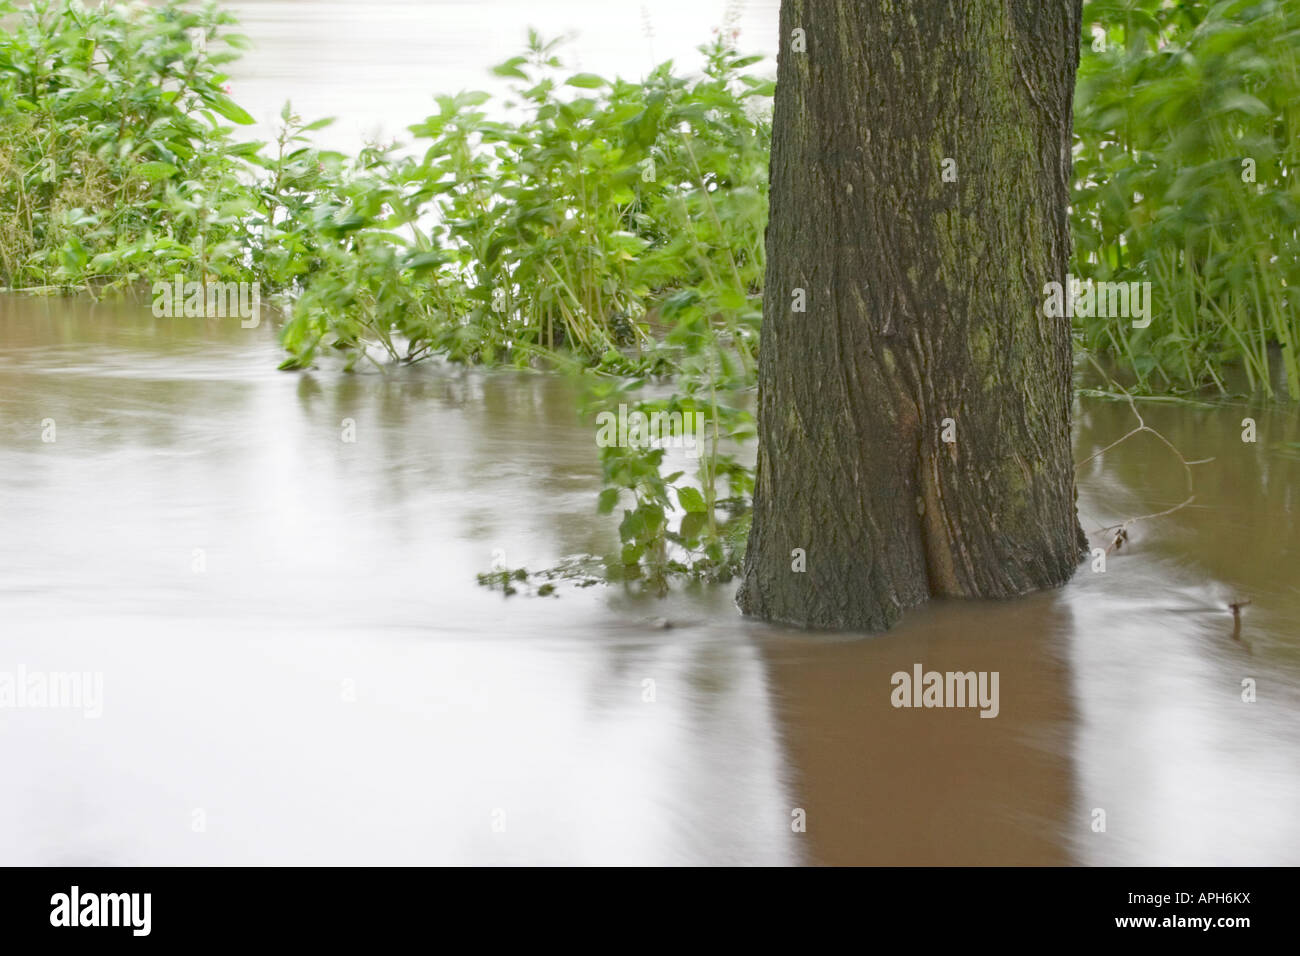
[1, 0, 1298, 866]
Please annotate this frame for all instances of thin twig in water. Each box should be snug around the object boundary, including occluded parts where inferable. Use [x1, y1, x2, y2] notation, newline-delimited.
[1075, 387, 1214, 550]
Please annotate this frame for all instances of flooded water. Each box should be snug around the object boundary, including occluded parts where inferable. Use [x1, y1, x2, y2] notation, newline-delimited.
[2, 0, 1299, 866]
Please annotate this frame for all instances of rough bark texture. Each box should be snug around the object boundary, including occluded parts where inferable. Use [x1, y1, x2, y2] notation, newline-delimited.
[738, 0, 1088, 631]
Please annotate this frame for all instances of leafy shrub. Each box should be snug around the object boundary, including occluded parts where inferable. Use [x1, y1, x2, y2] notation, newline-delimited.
[278, 30, 771, 372]
[0, 0, 258, 290]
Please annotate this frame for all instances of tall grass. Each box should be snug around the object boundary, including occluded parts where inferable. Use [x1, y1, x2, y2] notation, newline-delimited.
[1073, 0, 1300, 399]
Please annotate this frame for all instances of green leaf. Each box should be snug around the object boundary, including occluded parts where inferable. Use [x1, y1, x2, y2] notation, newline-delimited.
[717, 284, 747, 310]
[134, 161, 178, 182]
[222, 141, 268, 158]
[207, 92, 255, 125]
[679, 511, 708, 542]
[492, 57, 529, 80]
[566, 73, 607, 89]
[676, 486, 707, 513]
[402, 251, 451, 273]
[1217, 92, 1269, 117]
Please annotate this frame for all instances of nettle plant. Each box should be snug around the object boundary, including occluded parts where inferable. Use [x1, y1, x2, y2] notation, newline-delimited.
[275, 31, 773, 587]
[0, 0, 259, 290]
[580, 350, 757, 592]
[1073, 0, 1300, 399]
[278, 30, 770, 374]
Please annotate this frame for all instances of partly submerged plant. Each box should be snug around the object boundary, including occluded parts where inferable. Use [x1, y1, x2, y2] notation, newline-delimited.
[276, 29, 771, 374]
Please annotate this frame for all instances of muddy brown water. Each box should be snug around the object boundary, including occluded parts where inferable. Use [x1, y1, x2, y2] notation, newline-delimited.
[2, 0, 1298, 865]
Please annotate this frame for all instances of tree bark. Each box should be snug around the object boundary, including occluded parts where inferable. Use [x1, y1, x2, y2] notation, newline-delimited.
[738, 0, 1088, 631]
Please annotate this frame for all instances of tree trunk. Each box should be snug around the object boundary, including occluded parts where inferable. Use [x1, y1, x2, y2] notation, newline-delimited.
[738, 0, 1088, 631]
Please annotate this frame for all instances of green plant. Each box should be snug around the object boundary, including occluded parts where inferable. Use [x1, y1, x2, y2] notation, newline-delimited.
[276, 30, 771, 374]
[1073, 0, 1300, 399]
[0, 0, 259, 291]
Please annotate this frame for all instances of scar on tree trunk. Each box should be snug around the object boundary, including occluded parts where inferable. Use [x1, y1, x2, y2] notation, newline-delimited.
[737, 0, 1088, 631]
